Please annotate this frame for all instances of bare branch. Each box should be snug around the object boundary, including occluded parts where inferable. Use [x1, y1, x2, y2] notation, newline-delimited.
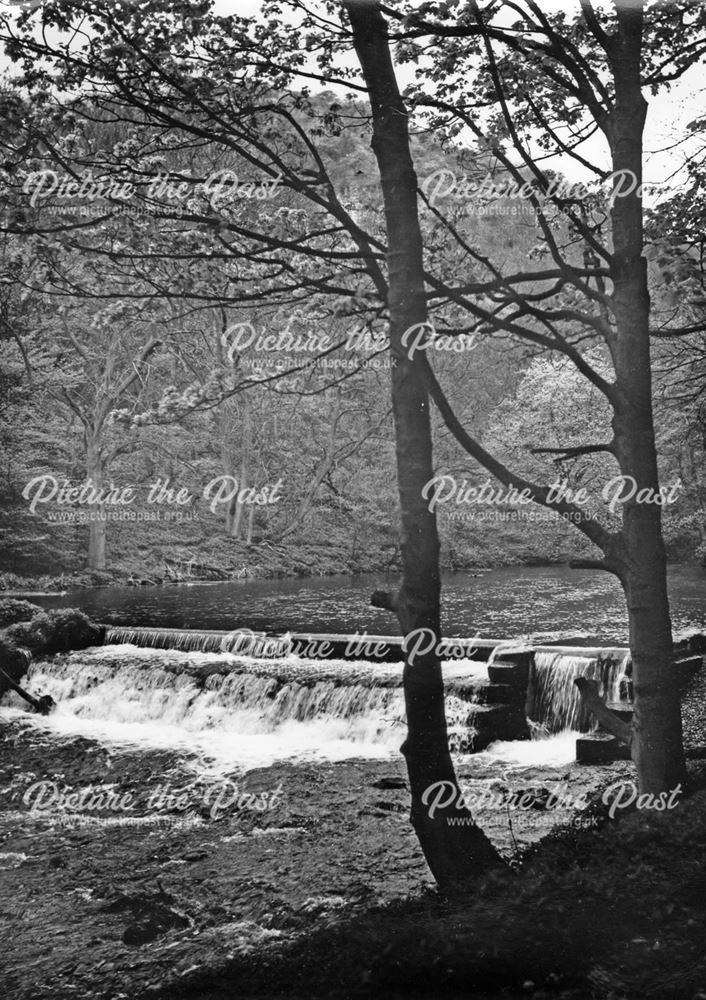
[418, 355, 621, 558]
[530, 442, 616, 462]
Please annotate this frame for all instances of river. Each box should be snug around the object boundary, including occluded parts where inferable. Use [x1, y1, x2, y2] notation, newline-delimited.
[4, 564, 703, 775]
[28, 565, 706, 642]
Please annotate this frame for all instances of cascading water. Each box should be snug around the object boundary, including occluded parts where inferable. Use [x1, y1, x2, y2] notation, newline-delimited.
[1, 622, 634, 771]
[104, 626, 281, 656]
[7, 645, 488, 771]
[527, 649, 631, 735]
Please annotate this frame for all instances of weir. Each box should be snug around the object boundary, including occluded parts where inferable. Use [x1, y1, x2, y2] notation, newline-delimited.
[103, 625, 619, 664]
[527, 649, 630, 735]
[104, 625, 498, 661]
[16, 646, 495, 765]
[105, 626, 250, 654]
[92, 626, 638, 751]
[13, 624, 703, 766]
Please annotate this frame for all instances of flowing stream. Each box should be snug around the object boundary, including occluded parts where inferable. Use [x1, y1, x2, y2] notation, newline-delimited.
[4, 566, 704, 771]
[27, 565, 706, 641]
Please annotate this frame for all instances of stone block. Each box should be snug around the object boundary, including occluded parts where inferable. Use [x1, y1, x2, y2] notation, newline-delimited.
[576, 733, 631, 764]
[605, 701, 634, 723]
[488, 661, 529, 687]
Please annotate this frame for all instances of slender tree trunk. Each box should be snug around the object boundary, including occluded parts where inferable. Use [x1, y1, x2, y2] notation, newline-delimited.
[277, 411, 339, 539]
[86, 433, 106, 571]
[228, 464, 246, 538]
[224, 494, 235, 536]
[345, 0, 500, 887]
[231, 485, 244, 538]
[215, 319, 239, 538]
[608, 1, 685, 793]
[232, 402, 252, 539]
[246, 501, 255, 545]
[219, 406, 250, 538]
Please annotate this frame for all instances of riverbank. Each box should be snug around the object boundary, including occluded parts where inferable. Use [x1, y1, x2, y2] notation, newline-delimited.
[2, 552, 704, 599]
[2, 642, 706, 999]
[0, 547, 514, 593]
[0, 710, 636, 1000]
[4, 710, 706, 1000]
[2, 492, 600, 590]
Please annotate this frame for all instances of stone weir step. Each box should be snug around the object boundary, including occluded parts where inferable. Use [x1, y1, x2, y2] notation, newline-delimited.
[104, 626, 507, 663]
[605, 701, 634, 722]
[98, 634, 506, 704]
[289, 633, 503, 663]
[104, 626, 632, 666]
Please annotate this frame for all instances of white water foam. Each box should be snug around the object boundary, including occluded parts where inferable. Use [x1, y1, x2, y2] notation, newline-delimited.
[2, 646, 413, 772]
[1, 643, 610, 773]
[475, 731, 580, 768]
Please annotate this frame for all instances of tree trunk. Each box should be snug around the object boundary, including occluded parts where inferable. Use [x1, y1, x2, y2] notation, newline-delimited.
[345, 0, 501, 887]
[232, 401, 252, 539]
[226, 464, 246, 539]
[618, 454, 685, 792]
[86, 434, 106, 571]
[277, 408, 339, 540]
[224, 495, 235, 536]
[0, 666, 55, 715]
[220, 424, 247, 538]
[608, 1, 685, 793]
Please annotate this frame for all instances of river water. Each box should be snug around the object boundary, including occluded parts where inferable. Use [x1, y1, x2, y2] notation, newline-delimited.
[6, 565, 703, 772]
[30, 565, 706, 643]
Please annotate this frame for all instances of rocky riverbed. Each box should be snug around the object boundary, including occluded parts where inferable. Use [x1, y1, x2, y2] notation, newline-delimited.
[3, 635, 705, 1000]
[0, 706, 635, 1000]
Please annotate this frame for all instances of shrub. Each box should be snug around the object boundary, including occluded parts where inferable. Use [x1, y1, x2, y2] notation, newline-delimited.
[5, 608, 105, 654]
[0, 598, 42, 627]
